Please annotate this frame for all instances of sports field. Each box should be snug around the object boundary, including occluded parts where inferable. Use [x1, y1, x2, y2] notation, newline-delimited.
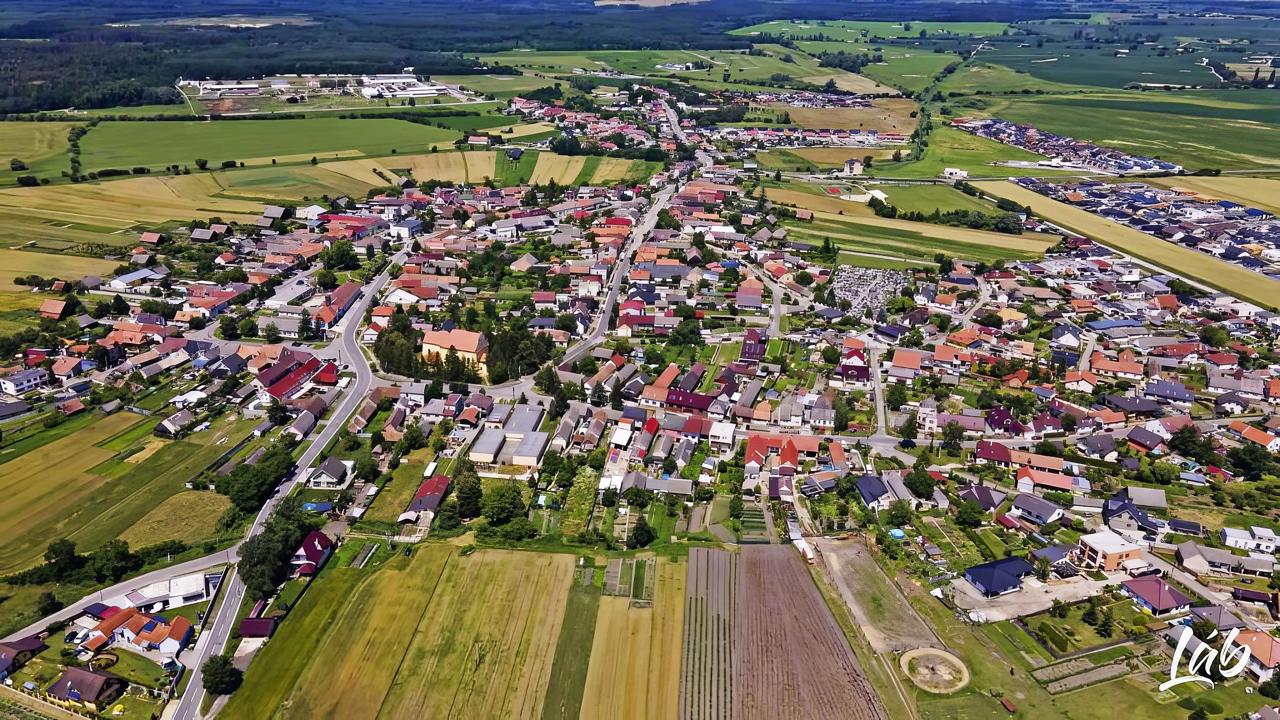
[0, 412, 254, 573]
[0, 123, 75, 188]
[79, 119, 461, 172]
[580, 558, 685, 720]
[974, 180, 1280, 308]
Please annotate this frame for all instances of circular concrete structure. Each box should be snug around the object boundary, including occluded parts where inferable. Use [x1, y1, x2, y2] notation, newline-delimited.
[901, 647, 970, 694]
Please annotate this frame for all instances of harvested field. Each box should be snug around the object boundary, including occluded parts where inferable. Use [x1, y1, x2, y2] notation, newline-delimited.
[735, 545, 887, 720]
[501, 122, 559, 139]
[378, 550, 575, 720]
[769, 98, 918, 134]
[463, 150, 497, 182]
[118, 491, 230, 547]
[0, 250, 119, 290]
[580, 558, 685, 720]
[681, 547, 736, 720]
[765, 187, 875, 216]
[400, 151, 469, 183]
[529, 154, 587, 185]
[974, 180, 1280, 308]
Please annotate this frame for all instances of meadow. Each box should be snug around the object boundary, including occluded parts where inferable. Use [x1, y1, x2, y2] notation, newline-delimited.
[878, 183, 998, 214]
[974, 180, 1280, 308]
[79, 118, 461, 172]
[938, 61, 1089, 94]
[873, 126, 1088, 179]
[763, 98, 918, 134]
[0, 292, 45, 334]
[859, 51, 961, 93]
[433, 74, 560, 98]
[0, 122, 76, 188]
[0, 412, 254, 574]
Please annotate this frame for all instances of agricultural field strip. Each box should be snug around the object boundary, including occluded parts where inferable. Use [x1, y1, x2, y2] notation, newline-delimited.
[973, 180, 1280, 308]
[680, 547, 736, 720]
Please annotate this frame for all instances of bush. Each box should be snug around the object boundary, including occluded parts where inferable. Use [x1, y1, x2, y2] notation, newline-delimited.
[1038, 621, 1069, 652]
[1195, 698, 1221, 715]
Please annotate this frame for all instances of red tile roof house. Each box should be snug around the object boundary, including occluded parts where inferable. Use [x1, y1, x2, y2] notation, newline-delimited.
[291, 530, 334, 577]
[311, 281, 363, 332]
[1122, 575, 1192, 617]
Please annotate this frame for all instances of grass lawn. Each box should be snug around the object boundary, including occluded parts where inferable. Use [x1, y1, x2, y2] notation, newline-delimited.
[364, 447, 433, 523]
[875, 126, 1086, 180]
[119, 490, 231, 547]
[79, 119, 461, 173]
[99, 647, 167, 689]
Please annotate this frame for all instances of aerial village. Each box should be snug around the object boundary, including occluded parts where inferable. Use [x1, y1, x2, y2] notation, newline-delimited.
[0, 76, 1279, 720]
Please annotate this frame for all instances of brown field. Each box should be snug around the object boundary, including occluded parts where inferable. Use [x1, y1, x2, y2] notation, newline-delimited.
[1149, 176, 1280, 215]
[766, 187, 876, 216]
[463, 150, 498, 182]
[0, 249, 122, 290]
[800, 72, 897, 95]
[580, 558, 685, 720]
[530, 153, 587, 185]
[118, 490, 230, 547]
[377, 549, 575, 719]
[399, 151, 469, 183]
[680, 547, 737, 720]
[735, 546, 887, 720]
[500, 122, 558, 139]
[767, 98, 919, 134]
[974, 180, 1280, 308]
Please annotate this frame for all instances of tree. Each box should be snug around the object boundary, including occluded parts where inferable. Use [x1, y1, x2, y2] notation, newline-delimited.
[319, 240, 359, 270]
[885, 382, 907, 410]
[1034, 556, 1051, 582]
[44, 539, 79, 578]
[110, 293, 130, 315]
[354, 454, 380, 482]
[36, 590, 62, 616]
[455, 460, 483, 519]
[729, 493, 744, 520]
[1198, 324, 1229, 348]
[903, 468, 934, 499]
[202, 654, 243, 696]
[1188, 707, 1207, 720]
[627, 514, 655, 549]
[195, 158, 209, 170]
[218, 314, 240, 340]
[266, 400, 290, 426]
[1049, 598, 1068, 619]
[238, 316, 258, 338]
[298, 313, 314, 342]
[609, 382, 623, 410]
[886, 500, 911, 527]
[482, 481, 526, 526]
[900, 413, 918, 442]
[1190, 618, 1217, 641]
[941, 421, 964, 454]
[314, 268, 339, 291]
[435, 500, 461, 530]
[954, 499, 984, 528]
[1081, 599, 1100, 626]
[264, 323, 282, 343]
[237, 532, 287, 601]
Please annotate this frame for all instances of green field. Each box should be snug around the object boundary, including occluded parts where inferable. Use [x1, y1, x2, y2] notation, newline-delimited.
[974, 45, 1221, 89]
[874, 126, 1087, 179]
[433, 74, 559, 98]
[979, 91, 1280, 170]
[939, 61, 1089, 94]
[878, 183, 996, 214]
[0, 122, 76, 187]
[226, 548, 576, 720]
[79, 118, 461, 172]
[733, 19, 1013, 40]
[541, 584, 600, 720]
[860, 51, 961, 93]
[787, 211, 1050, 265]
[0, 412, 254, 574]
